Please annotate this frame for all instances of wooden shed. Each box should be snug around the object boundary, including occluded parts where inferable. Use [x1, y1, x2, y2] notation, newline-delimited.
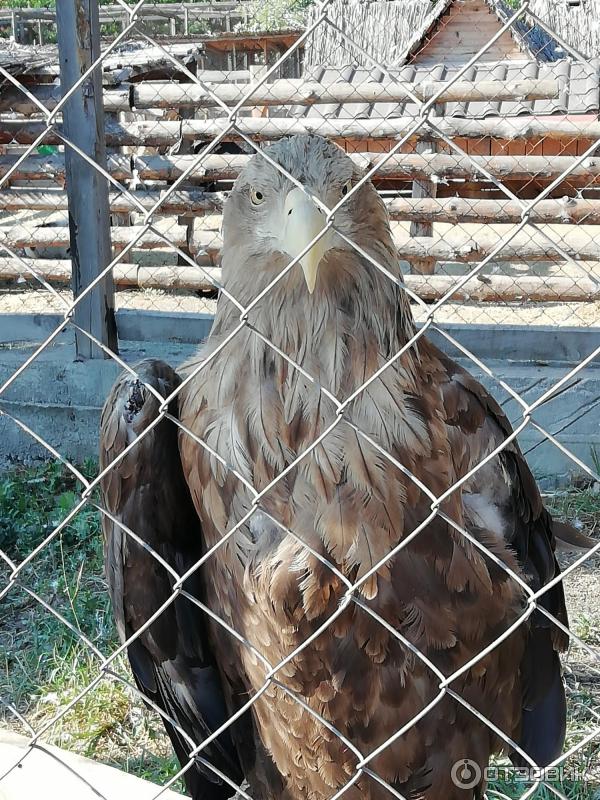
[299, 0, 599, 171]
[298, 0, 600, 274]
[403, 0, 563, 65]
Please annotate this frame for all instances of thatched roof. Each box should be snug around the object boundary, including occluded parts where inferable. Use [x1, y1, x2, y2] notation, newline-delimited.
[528, 0, 600, 59]
[0, 39, 205, 84]
[305, 0, 433, 67]
[0, 42, 57, 77]
[304, 0, 571, 67]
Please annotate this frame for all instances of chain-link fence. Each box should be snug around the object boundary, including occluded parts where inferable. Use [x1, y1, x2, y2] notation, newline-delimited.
[0, 1, 599, 798]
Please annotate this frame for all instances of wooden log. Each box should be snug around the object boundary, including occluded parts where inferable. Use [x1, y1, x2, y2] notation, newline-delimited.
[56, 0, 117, 359]
[2, 151, 599, 188]
[409, 103, 438, 276]
[0, 257, 596, 301]
[0, 258, 220, 288]
[0, 153, 131, 183]
[1, 3, 260, 23]
[3, 190, 600, 227]
[392, 231, 600, 264]
[404, 274, 600, 302]
[134, 152, 600, 186]
[3, 115, 599, 149]
[0, 84, 130, 114]
[10, 219, 600, 266]
[0, 187, 226, 213]
[0, 78, 558, 115]
[130, 77, 559, 109]
[0, 224, 190, 251]
[386, 196, 600, 225]
[189, 219, 600, 263]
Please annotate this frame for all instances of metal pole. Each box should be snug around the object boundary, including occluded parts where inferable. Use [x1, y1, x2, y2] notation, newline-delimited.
[56, 0, 118, 360]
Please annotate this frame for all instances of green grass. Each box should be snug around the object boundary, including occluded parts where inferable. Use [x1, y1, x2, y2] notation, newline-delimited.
[0, 460, 180, 789]
[0, 462, 598, 797]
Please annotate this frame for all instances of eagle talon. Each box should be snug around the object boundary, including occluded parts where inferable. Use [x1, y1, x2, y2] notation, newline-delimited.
[124, 379, 145, 422]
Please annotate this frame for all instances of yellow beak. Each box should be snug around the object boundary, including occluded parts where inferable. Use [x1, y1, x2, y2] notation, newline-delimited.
[282, 187, 332, 293]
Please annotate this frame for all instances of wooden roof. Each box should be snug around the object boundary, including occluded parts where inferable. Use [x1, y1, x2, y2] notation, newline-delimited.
[404, 0, 564, 65]
[305, 0, 568, 68]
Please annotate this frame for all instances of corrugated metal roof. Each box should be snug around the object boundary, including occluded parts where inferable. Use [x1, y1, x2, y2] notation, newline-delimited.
[294, 59, 599, 120]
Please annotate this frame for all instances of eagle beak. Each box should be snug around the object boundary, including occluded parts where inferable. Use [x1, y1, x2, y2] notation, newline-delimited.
[282, 187, 332, 293]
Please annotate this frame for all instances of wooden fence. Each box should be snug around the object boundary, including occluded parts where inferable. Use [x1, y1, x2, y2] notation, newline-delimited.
[0, 2, 253, 44]
[1, 56, 599, 304]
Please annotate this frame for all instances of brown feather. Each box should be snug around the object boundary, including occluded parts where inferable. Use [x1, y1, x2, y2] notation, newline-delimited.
[175, 135, 569, 799]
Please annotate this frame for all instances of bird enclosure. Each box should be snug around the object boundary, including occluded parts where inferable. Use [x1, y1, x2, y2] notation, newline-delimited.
[0, 1, 599, 799]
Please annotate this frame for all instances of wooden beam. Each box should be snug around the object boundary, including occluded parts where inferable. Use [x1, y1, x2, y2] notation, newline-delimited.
[1, 257, 596, 302]
[405, 274, 600, 303]
[0, 85, 130, 114]
[0, 3, 248, 23]
[391, 232, 600, 264]
[56, 0, 117, 359]
[409, 104, 438, 276]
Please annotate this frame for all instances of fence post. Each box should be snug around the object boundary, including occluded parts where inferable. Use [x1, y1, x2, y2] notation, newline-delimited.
[56, 0, 118, 360]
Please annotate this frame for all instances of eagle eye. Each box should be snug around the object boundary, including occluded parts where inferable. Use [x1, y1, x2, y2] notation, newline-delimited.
[250, 188, 265, 206]
[341, 179, 352, 198]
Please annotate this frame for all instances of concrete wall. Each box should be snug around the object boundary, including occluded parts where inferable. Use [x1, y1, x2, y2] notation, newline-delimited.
[0, 312, 598, 488]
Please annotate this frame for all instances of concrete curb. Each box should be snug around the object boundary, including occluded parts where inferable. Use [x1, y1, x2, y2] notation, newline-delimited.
[0, 314, 598, 486]
[0, 730, 182, 800]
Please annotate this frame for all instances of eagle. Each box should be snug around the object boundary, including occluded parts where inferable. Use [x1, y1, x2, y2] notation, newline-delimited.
[100, 134, 579, 799]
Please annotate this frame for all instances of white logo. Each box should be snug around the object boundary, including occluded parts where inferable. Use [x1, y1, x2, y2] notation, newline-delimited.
[451, 759, 482, 789]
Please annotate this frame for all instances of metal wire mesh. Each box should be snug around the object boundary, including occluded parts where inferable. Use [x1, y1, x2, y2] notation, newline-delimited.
[0, 1, 599, 798]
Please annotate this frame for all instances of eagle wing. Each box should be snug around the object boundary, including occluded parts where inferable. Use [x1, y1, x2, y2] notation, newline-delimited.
[429, 342, 568, 765]
[99, 359, 243, 799]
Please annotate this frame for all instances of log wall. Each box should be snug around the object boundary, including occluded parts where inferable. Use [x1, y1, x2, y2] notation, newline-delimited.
[1, 66, 599, 298]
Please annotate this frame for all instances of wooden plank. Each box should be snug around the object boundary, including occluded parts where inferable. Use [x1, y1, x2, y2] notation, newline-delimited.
[56, 0, 117, 359]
